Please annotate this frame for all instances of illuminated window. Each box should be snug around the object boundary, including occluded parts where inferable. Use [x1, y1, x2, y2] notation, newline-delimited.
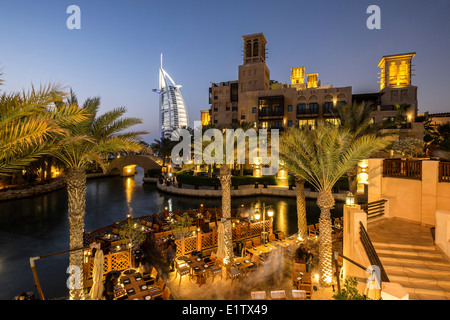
[299, 119, 316, 130]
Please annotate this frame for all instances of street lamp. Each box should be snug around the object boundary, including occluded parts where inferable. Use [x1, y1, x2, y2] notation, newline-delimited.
[256, 203, 274, 244]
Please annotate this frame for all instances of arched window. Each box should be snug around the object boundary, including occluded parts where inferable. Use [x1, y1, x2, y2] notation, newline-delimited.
[246, 41, 252, 58]
[253, 40, 259, 57]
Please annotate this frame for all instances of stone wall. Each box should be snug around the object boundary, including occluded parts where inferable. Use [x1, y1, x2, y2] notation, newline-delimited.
[0, 178, 66, 201]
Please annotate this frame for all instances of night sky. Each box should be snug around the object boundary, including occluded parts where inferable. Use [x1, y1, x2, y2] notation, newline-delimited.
[1, 0, 449, 142]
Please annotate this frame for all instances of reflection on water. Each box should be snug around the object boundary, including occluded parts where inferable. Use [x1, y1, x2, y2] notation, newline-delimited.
[0, 167, 342, 299]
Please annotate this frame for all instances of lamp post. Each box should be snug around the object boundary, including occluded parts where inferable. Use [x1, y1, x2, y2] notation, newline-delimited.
[254, 203, 274, 244]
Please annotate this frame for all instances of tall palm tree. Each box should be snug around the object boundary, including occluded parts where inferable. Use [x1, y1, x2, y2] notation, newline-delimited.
[231, 121, 256, 176]
[335, 101, 390, 203]
[150, 137, 176, 167]
[0, 80, 87, 176]
[280, 121, 389, 286]
[52, 92, 148, 300]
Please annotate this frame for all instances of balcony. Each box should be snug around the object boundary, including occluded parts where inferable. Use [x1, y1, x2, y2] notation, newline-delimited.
[296, 108, 318, 118]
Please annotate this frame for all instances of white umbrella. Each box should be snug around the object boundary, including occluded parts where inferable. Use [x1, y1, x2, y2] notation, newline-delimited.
[216, 221, 225, 260]
[89, 249, 105, 300]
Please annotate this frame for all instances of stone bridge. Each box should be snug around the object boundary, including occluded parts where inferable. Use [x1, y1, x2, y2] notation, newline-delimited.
[107, 155, 162, 176]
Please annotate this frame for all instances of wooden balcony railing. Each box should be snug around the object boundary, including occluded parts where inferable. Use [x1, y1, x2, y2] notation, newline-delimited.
[439, 161, 450, 183]
[382, 159, 422, 180]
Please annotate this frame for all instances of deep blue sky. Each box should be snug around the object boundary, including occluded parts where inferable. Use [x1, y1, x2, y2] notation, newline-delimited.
[1, 0, 449, 142]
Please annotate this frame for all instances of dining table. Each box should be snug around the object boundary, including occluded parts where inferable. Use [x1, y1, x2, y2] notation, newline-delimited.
[230, 256, 254, 274]
[185, 257, 211, 287]
[246, 242, 278, 256]
[120, 271, 156, 300]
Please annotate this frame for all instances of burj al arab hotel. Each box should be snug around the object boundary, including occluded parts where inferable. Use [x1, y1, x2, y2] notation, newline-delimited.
[153, 54, 189, 139]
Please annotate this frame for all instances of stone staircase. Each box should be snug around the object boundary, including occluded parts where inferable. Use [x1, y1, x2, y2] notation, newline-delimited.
[367, 218, 450, 300]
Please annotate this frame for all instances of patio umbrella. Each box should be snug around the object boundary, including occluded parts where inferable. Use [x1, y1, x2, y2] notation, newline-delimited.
[89, 249, 105, 300]
[364, 269, 381, 300]
[216, 221, 225, 260]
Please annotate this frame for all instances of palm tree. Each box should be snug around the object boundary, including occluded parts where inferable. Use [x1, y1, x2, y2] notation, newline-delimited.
[150, 137, 176, 167]
[231, 121, 256, 176]
[280, 121, 389, 286]
[52, 92, 148, 300]
[335, 101, 391, 203]
[0, 80, 87, 176]
[394, 103, 411, 129]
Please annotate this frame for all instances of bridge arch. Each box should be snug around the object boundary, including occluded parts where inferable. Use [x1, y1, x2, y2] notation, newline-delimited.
[107, 155, 162, 177]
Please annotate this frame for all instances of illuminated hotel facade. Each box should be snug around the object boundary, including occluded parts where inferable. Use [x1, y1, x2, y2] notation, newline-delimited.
[202, 33, 422, 141]
[153, 54, 189, 138]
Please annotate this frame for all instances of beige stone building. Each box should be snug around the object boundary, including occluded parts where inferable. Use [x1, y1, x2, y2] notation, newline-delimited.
[204, 33, 423, 141]
[207, 33, 352, 131]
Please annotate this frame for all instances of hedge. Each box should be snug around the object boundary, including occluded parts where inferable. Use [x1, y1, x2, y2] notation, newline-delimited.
[147, 168, 162, 177]
[175, 173, 277, 187]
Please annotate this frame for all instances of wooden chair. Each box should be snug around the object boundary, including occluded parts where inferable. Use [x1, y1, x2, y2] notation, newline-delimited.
[314, 223, 320, 232]
[226, 266, 241, 286]
[209, 258, 223, 283]
[175, 260, 191, 286]
[251, 291, 267, 300]
[245, 240, 253, 249]
[308, 225, 317, 237]
[161, 286, 171, 300]
[252, 238, 261, 247]
[292, 289, 307, 300]
[270, 290, 287, 300]
[277, 231, 285, 240]
[298, 284, 312, 300]
[148, 277, 165, 298]
[268, 233, 276, 242]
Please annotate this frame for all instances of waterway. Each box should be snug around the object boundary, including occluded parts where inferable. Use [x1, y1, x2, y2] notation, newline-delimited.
[0, 168, 342, 300]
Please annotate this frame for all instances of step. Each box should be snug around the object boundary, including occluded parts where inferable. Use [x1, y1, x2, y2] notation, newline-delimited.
[384, 264, 450, 279]
[388, 274, 450, 289]
[378, 255, 450, 270]
[398, 283, 450, 299]
[372, 241, 438, 252]
[408, 292, 450, 300]
[375, 248, 444, 260]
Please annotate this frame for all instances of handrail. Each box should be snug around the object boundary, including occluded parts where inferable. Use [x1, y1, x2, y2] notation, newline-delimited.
[359, 221, 389, 283]
[360, 199, 387, 219]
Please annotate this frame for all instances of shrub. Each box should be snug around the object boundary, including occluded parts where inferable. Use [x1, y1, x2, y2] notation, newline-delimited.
[147, 168, 162, 177]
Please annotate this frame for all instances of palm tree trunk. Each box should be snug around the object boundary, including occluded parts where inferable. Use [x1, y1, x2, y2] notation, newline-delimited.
[240, 164, 244, 176]
[208, 164, 212, 178]
[317, 189, 335, 287]
[295, 177, 307, 240]
[66, 167, 87, 300]
[347, 166, 358, 204]
[219, 164, 233, 265]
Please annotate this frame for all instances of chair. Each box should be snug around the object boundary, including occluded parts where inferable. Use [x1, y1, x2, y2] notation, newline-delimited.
[251, 291, 267, 300]
[148, 277, 165, 298]
[292, 290, 307, 300]
[308, 225, 317, 237]
[161, 286, 171, 300]
[245, 240, 253, 249]
[270, 290, 286, 300]
[298, 284, 312, 300]
[209, 258, 223, 283]
[314, 223, 320, 232]
[175, 260, 191, 286]
[252, 238, 261, 247]
[268, 233, 276, 242]
[226, 266, 241, 286]
[277, 231, 285, 240]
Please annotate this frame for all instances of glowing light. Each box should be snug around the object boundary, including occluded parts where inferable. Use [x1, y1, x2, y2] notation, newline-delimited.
[267, 209, 274, 217]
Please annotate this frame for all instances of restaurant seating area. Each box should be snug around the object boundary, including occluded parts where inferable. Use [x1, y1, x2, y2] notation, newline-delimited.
[82, 207, 344, 301]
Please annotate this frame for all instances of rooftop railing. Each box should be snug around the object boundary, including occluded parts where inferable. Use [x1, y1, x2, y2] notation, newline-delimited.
[439, 161, 450, 183]
[383, 159, 422, 180]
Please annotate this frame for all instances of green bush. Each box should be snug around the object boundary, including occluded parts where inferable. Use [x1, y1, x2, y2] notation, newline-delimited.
[231, 175, 277, 186]
[175, 172, 220, 186]
[147, 168, 162, 177]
